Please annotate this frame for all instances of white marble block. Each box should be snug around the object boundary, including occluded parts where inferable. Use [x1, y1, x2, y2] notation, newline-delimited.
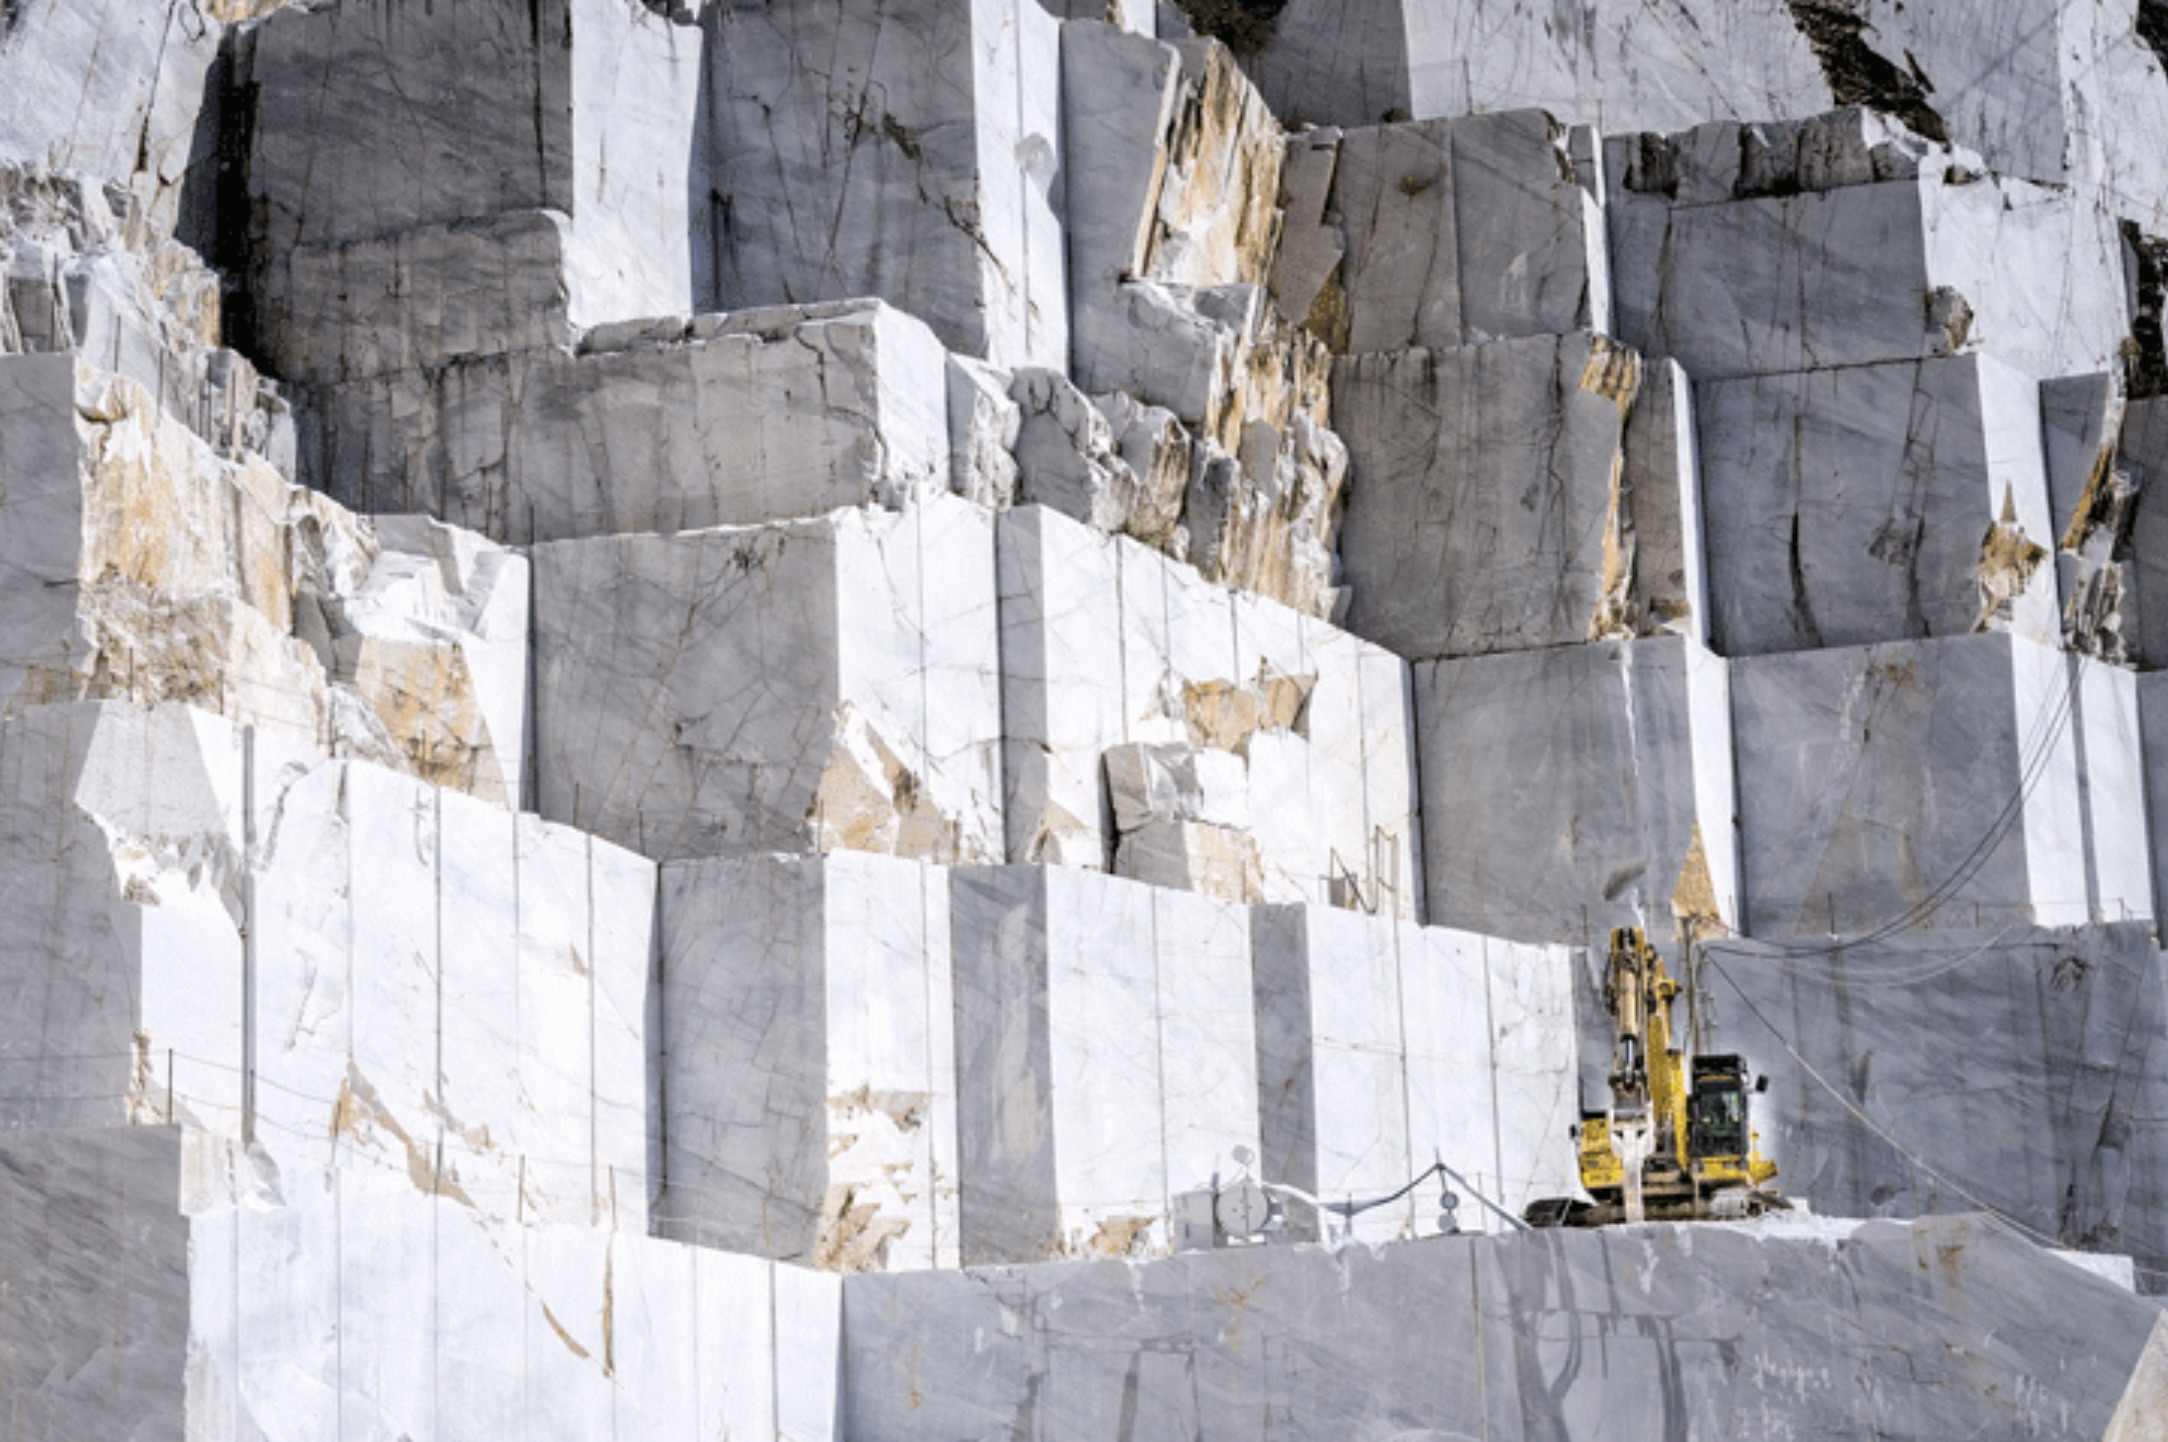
[249, 0, 704, 333]
[1250, 905, 1578, 1242]
[660, 852, 959, 1273]
[703, 0, 1066, 370]
[1732, 634, 2148, 936]
[1335, 332, 1696, 662]
[1696, 354, 2060, 658]
[1607, 110, 2130, 384]
[0, 701, 658, 1228]
[1271, 110, 1611, 351]
[0, 1126, 841, 1442]
[303, 298, 953, 547]
[949, 865, 1260, 1264]
[532, 494, 1003, 866]
[998, 503, 1420, 917]
[1414, 633, 1742, 949]
[0, 354, 529, 806]
[841, 1207, 2162, 1441]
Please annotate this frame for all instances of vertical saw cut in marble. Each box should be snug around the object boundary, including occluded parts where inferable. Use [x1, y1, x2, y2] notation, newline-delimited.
[302, 299, 952, 547]
[0, 354, 528, 805]
[702, 0, 1065, 370]
[998, 503, 1420, 917]
[6, 1127, 841, 1442]
[1606, 108, 2131, 384]
[949, 865, 1260, 1265]
[1271, 109, 1610, 353]
[532, 493, 1002, 868]
[1414, 633, 1741, 949]
[842, 1211, 2161, 1440]
[2041, 372, 2140, 664]
[0, 163, 294, 467]
[1696, 355, 2059, 658]
[1701, 922, 2168, 1277]
[1335, 332, 1701, 661]
[1730, 633, 2148, 936]
[660, 852, 959, 1274]
[0, 701, 658, 1230]
[247, 0, 703, 329]
[1251, 905, 1578, 1242]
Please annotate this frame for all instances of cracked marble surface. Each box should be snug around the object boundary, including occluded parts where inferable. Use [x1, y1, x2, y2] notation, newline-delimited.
[998, 503, 1419, 917]
[532, 493, 1003, 866]
[0, 701, 656, 1228]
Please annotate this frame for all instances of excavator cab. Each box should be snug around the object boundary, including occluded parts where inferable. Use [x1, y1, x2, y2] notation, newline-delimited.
[1687, 1057, 1749, 1161]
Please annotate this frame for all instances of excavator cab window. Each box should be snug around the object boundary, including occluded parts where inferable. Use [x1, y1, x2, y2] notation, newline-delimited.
[1688, 1086, 1746, 1160]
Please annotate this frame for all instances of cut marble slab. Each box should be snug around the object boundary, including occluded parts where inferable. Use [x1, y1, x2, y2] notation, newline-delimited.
[301, 298, 953, 547]
[1250, 904, 1579, 1242]
[843, 1209, 2162, 1440]
[531, 493, 1003, 867]
[1271, 109, 1610, 352]
[703, 0, 1066, 371]
[998, 503, 1419, 918]
[1607, 111, 2130, 384]
[660, 852, 959, 1273]
[0, 354, 528, 805]
[1695, 921, 2168, 1280]
[248, 0, 704, 328]
[1335, 332, 1700, 661]
[255, 210, 579, 386]
[2117, 395, 2168, 669]
[2135, 671, 2168, 921]
[1414, 633, 1741, 949]
[1731, 633, 2147, 936]
[0, 701, 656, 1229]
[949, 864, 1260, 1264]
[1696, 354, 2060, 658]
[0, 1125, 841, 1442]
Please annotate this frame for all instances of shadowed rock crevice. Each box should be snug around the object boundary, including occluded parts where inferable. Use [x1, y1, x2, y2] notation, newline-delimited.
[2124, 221, 2168, 398]
[2140, 1, 2168, 73]
[1784, 0, 1948, 143]
[1173, 0, 1286, 55]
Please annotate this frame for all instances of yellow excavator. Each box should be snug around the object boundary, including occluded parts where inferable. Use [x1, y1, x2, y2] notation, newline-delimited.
[1526, 927, 1783, 1227]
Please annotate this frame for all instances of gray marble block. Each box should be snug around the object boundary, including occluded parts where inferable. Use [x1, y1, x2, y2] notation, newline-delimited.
[1414, 633, 1742, 949]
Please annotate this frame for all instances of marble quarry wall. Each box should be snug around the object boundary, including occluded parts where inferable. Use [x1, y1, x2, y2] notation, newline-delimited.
[5, 0, 2168, 1436]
